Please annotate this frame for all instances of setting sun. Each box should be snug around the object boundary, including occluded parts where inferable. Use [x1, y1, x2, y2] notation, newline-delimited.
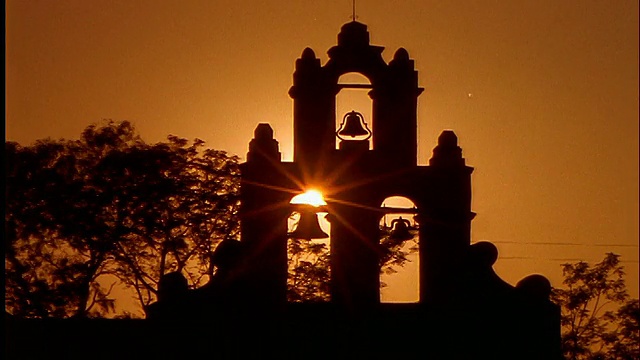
[290, 189, 327, 207]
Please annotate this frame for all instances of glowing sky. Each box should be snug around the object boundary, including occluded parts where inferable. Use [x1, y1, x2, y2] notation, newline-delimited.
[6, 0, 639, 305]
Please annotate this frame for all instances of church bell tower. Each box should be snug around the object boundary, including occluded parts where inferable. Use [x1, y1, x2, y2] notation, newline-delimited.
[240, 21, 474, 309]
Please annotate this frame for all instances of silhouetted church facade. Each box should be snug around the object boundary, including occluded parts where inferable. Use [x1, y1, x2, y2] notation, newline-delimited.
[6, 21, 561, 360]
[239, 21, 562, 359]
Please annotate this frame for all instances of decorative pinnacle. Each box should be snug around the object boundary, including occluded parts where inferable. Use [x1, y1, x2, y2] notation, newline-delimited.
[429, 130, 465, 167]
[352, 0, 356, 21]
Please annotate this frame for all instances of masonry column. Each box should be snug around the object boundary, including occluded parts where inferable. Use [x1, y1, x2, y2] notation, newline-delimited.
[420, 131, 474, 305]
[240, 124, 291, 309]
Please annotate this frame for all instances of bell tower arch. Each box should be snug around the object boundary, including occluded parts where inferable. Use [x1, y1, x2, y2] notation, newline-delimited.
[289, 21, 424, 179]
[336, 72, 373, 149]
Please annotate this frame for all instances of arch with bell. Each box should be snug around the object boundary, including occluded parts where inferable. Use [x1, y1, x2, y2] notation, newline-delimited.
[336, 72, 374, 149]
[379, 196, 420, 303]
[286, 197, 332, 302]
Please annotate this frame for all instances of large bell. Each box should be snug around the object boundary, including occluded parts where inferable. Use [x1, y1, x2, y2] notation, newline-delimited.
[389, 217, 413, 241]
[337, 111, 371, 138]
[288, 211, 329, 240]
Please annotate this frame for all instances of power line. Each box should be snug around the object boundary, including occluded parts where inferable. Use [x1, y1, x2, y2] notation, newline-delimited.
[499, 256, 639, 263]
[488, 241, 638, 248]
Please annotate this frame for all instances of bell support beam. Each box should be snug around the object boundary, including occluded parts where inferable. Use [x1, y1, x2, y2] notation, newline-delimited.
[337, 83, 374, 89]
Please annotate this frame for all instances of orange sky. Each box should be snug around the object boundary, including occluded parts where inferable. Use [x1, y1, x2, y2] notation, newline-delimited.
[6, 0, 639, 306]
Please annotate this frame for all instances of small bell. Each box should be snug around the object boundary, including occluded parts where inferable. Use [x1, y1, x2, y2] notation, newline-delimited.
[389, 217, 414, 241]
[337, 111, 371, 140]
[288, 211, 329, 240]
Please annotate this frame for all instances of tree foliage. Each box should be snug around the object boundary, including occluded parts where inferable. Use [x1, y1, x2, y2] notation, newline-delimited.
[6, 138, 117, 318]
[6, 120, 417, 316]
[5, 121, 240, 317]
[379, 223, 419, 281]
[551, 253, 639, 360]
[287, 238, 331, 302]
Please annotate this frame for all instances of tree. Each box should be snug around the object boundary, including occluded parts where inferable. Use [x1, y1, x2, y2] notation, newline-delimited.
[5, 121, 240, 317]
[378, 222, 420, 285]
[6, 120, 415, 316]
[551, 253, 639, 360]
[6, 139, 118, 318]
[96, 132, 240, 311]
[287, 238, 331, 302]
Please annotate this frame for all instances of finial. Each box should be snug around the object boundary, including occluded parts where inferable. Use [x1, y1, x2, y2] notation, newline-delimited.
[352, 0, 357, 21]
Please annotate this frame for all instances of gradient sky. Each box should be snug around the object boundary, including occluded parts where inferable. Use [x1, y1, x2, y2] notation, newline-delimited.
[6, 0, 639, 306]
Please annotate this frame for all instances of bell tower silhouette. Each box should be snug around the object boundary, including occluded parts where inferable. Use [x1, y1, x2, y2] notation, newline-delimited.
[157, 19, 560, 359]
[6, 16, 562, 360]
[241, 21, 474, 309]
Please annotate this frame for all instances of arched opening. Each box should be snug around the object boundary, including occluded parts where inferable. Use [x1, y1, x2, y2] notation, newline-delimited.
[379, 196, 420, 303]
[287, 191, 331, 302]
[336, 72, 373, 150]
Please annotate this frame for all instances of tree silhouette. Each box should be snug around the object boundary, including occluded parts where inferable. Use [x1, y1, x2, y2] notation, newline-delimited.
[287, 238, 331, 302]
[378, 223, 419, 283]
[5, 121, 240, 317]
[551, 253, 639, 360]
[97, 131, 240, 312]
[6, 139, 118, 318]
[6, 121, 417, 316]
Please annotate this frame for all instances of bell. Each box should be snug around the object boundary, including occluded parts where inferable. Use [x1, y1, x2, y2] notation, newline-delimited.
[337, 111, 370, 138]
[389, 217, 413, 241]
[288, 211, 329, 240]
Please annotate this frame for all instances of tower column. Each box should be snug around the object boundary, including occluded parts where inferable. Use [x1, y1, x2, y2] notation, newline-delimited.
[420, 131, 474, 304]
[329, 203, 381, 310]
[240, 124, 291, 309]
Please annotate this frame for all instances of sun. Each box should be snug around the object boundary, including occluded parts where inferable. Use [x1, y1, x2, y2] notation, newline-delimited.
[290, 189, 327, 207]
